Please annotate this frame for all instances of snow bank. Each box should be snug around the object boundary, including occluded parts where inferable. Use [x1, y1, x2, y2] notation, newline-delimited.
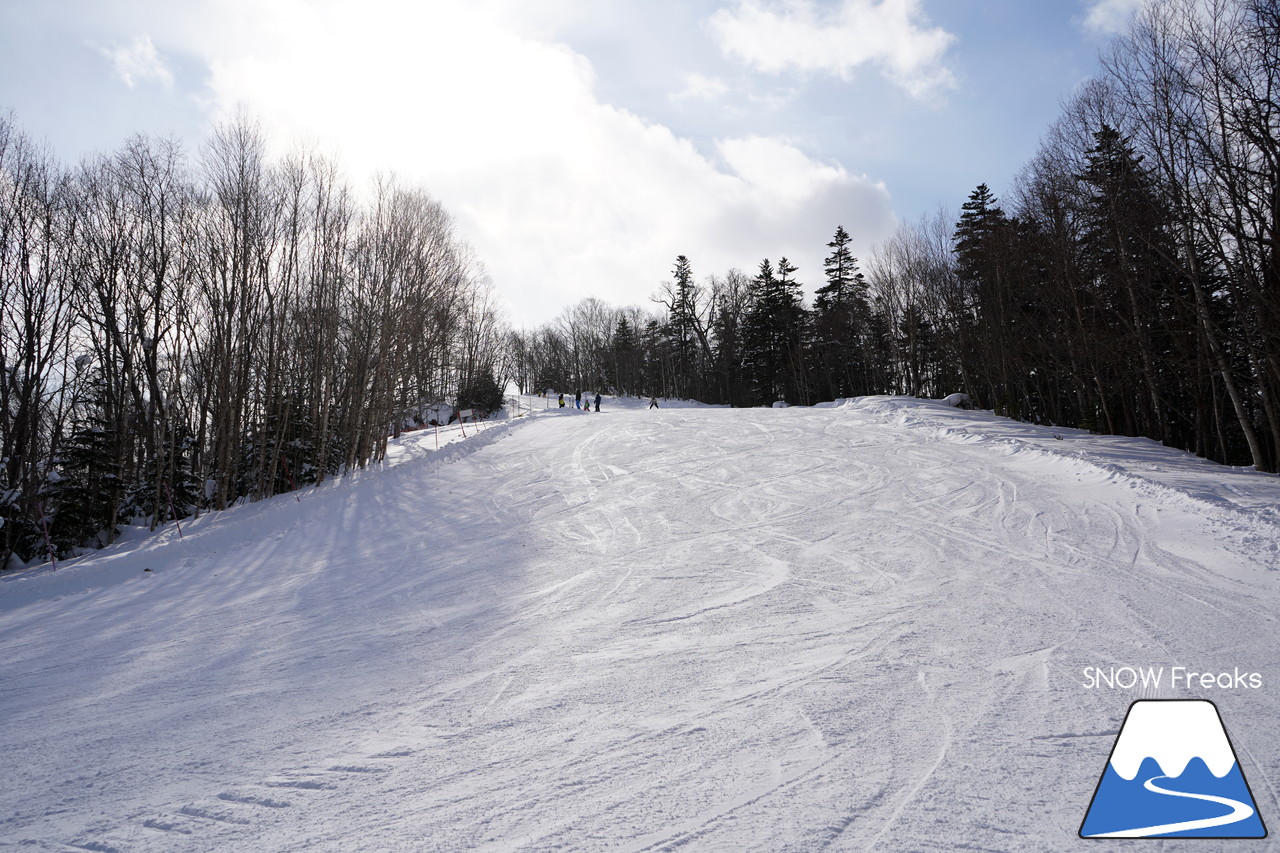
[842, 395, 1280, 564]
[0, 410, 534, 612]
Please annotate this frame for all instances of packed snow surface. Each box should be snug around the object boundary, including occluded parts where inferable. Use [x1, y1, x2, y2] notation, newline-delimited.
[3, 396, 1280, 851]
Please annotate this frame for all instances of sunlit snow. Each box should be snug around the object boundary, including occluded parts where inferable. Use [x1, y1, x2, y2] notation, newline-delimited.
[3, 396, 1278, 850]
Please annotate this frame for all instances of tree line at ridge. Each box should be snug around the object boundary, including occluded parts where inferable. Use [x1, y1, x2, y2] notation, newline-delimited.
[0, 114, 508, 568]
[2, 0, 1276, 569]
[513, 0, 1280, 475]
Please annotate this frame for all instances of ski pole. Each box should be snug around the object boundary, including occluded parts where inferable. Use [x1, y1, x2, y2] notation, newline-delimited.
[165, 480, 184, 537]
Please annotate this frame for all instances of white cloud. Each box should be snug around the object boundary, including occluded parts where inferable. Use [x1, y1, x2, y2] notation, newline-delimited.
[707, 0, 956, 99]
[127, 0, 896, 322]
[1082, 0, 1147, 35]
[711, 136, 895, 268]
[746, 86, 800, 112]
[101, 34, 174, 89]
[672, 72, 731, 102]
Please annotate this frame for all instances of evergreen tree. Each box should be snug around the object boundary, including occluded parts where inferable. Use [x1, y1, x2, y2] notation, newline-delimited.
[954, 184, 1005, 286]
[45, 379, 123, 553]
[123, 423, 204, 526]
[0, 470, 42, 569]
[1077, 124, 1181, 441]
[742, 258, 806, 404]
[236, 413, 286, 500]
[811, 225, 872, 399]
[711, 300, 747, 406]
[864, 300, 894, 394]
[641, 318, 670, 397]
[668, 255, 696, 398]
[609, 315, 643, 396]
[456, 370, 506, 418]
[166, 426, 206, 513]
[953, 183, 1013, 406]
[897, 304, 938, 398]
[816, 225, 858, 309]
[741, 259, 775, 404]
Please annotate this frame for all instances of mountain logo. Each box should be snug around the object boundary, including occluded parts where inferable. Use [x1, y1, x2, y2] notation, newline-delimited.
[1080, 699, 1267, 839]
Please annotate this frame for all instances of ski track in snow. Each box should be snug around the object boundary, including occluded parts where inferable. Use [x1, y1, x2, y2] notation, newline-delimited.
[2, 396, 1279, 851]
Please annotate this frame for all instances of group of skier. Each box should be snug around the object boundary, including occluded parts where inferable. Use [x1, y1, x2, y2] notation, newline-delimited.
[558, 390, 602, 412]
[550, 391, 661, 410]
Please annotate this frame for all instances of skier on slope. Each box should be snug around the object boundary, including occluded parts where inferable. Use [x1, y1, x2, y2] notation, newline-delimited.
[649, 396, 659, 409]
[575, 390, 582, 409]
[558, 393, 565, 408]
[594, 392, 601, 412]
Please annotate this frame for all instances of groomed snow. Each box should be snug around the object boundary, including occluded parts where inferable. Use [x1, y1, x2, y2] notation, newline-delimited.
[2, 396, 1279, 851]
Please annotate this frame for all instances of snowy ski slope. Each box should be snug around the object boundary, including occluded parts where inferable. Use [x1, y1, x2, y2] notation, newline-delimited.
[2, 396, 1279, 851]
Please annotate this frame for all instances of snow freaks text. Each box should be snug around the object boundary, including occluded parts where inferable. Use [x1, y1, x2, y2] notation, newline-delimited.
[1082, 666, 1263, 690]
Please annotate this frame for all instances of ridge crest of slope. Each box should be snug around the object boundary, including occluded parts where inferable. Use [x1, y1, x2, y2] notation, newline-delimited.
[843, 396, 1280, 537]
[0, 412, 536, 613]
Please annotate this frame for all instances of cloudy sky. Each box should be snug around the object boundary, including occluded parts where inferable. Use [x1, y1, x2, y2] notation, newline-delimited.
[0, 0, 1143, 325]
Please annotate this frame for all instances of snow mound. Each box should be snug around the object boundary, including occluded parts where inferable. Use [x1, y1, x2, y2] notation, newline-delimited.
[0, 411, 533, 611]
[842, 395, 1280, 529]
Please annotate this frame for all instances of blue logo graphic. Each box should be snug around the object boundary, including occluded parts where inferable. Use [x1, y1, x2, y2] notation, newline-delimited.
[1081, 700, 1267, 839]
